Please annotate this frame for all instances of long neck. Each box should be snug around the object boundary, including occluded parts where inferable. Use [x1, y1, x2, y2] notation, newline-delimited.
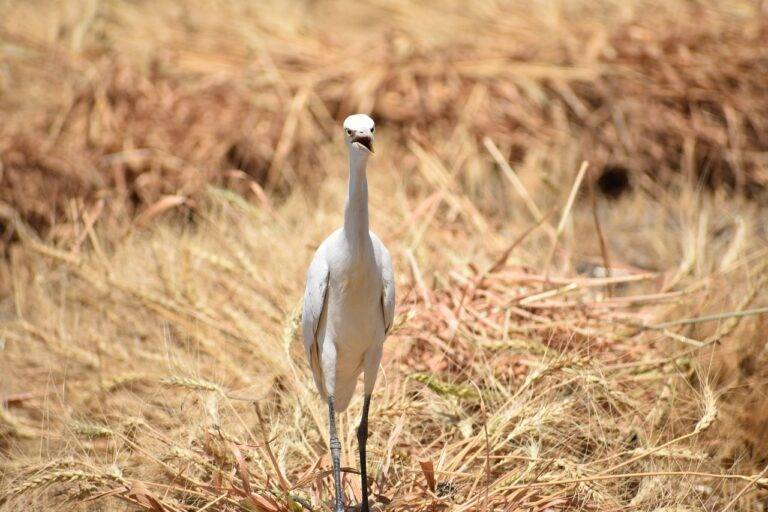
[343, 149, 369, 245]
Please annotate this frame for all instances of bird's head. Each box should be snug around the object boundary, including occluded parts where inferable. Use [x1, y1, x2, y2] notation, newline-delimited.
[343, 114, 375, 155]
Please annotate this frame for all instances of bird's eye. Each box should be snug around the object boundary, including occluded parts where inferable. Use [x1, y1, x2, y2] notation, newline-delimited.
[345, 129, 352, 136]
[371, 127, 375, 133]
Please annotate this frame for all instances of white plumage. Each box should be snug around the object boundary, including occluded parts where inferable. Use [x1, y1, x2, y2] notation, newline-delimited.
[302, 229, 395, 410]
[301, 113, 395, 512]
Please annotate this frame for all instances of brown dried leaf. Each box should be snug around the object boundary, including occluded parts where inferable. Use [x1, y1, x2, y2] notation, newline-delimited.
[419, 460, 436, 492]
[134, 195, 186, 228]
[231, 442, 252, 497]
[130, 480, 166, 512]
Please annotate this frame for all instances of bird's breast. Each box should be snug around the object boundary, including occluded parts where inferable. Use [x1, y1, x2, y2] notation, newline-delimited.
[330, 266, 381, 306]
[329, 247, 378, 289]
[322, 237, 385, 348]
[325, 261, 384, 337]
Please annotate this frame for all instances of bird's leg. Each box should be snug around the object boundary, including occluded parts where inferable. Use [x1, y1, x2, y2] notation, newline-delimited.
[357, 394, 371, 512]
[328, 396, 345, 512]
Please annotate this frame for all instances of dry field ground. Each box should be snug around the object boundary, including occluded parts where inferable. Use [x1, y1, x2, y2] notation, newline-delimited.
[1, 1, 768, 510]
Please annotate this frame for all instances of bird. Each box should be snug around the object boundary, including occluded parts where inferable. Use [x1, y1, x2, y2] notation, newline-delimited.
[302, 113, 395, 512]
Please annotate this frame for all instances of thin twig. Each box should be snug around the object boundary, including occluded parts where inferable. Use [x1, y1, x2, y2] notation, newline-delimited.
[544, 161, 589, 276]
[652, 306, 768, 329]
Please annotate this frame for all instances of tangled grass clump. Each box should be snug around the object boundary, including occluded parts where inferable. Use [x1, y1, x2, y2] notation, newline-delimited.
[2, 1, 768, 510]
[2, 177, 768, 510]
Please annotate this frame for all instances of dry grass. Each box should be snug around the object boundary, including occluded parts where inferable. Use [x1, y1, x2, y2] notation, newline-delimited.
[2, 0, 768, 235]
[1, 1, 768, 511]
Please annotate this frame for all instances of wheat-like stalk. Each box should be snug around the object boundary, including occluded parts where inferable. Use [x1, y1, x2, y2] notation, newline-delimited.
[160, 376, 225, 395]
[628, 447, 708, 461]
[71, 421, 115, 438]
[694, 385, 717, 434]
[1, 470, 125, 504]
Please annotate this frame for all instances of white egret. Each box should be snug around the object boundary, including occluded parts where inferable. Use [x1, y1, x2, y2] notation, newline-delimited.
[302, 114, 395, 512]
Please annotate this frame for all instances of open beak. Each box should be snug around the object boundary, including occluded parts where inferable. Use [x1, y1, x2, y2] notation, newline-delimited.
[352, 134, 374, 154]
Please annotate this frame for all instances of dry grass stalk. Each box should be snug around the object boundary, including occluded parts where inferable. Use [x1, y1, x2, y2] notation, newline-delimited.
[0, 1, 767, 510]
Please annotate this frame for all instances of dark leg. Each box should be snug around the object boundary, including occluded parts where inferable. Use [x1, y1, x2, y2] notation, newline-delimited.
[328, 397, 344, 512]
[357, 394, 372, 512]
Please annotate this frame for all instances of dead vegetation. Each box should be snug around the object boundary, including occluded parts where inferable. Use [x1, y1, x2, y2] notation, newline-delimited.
[1, 1, 768, 511]
[2, 0, 768, 236]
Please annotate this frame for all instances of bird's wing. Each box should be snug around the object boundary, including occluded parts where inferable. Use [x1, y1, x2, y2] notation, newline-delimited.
[373, 235, 396, 335]
[302, 251, 329, 369]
